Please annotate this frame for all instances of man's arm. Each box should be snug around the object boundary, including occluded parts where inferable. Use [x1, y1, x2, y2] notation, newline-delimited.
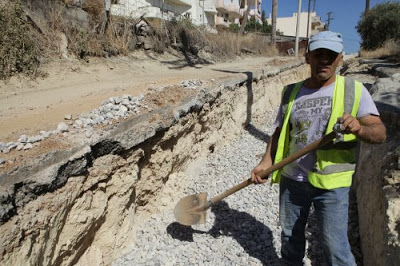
[251, 127, 281, 184]
[340, 113, 386, 144]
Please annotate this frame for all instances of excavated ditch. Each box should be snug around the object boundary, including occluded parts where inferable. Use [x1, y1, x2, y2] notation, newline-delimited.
[0, 60, 307, 265]
[0, 58, 399, 266]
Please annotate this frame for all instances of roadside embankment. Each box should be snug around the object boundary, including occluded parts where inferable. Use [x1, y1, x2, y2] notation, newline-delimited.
[350, 59, 400, 266]
[0, 59, 308, 265]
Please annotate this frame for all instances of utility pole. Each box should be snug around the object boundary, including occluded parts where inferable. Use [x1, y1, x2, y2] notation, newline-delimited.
[295, 0, 301, 57]
[326, 11, 334, 30]
[201, 0, 205, 25]
[365, 0, 370, 15]
[306, 0, 311, 39]
[271, 0, 277, 45]
[254, 1, 257, 32]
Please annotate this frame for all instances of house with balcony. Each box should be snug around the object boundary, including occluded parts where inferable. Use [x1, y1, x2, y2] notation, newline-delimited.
[111, 0, 217, 27]
[213, 0, 240, 29]
[110, 0, 266, 31]
[266, 11, 325, 38]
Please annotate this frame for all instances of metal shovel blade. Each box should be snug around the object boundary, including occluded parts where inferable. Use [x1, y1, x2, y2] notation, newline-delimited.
[173, 192, 208, 226]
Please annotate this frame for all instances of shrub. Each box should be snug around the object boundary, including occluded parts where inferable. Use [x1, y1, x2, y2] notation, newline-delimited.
[229, 23, 240, 33]
[359, 39, 400, 61]
[165, 18, 207, 53]
[0, 1, 279, 80]
[357, 1, 400, 50]
[0, 0, 40, 79]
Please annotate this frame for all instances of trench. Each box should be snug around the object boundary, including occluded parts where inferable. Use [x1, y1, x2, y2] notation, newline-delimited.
[0, 59, 398, 265]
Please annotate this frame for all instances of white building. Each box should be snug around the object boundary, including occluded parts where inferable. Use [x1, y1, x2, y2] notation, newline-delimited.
[215, 0, 240, 29]
[110, 0, 262, 30]
[266, 11, 325, 38]
[111, 0, 217, 27]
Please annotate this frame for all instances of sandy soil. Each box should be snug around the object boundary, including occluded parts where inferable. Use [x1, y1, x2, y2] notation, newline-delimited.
[0, 51, 289, 143]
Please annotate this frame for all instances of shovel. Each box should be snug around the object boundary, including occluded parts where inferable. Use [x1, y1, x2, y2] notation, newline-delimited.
[174, 125, 343, 226]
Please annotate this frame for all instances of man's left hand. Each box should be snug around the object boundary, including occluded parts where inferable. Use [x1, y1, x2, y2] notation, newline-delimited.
[339, 113, 386, 144]
[339, 113, 361, 135]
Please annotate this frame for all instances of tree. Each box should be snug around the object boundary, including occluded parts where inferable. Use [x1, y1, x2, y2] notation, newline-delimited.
[239, 0, 253, 35]
[261, 10, 266, 27]
[356, 2, 400, 50]
[244, 17, 262, 32]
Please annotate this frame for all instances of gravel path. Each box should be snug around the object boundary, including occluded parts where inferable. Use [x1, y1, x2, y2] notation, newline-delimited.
[113, 111, 360, 266]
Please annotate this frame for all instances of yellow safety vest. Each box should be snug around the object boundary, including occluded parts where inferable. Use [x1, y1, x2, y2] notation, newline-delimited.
[271, 75, 363, 189]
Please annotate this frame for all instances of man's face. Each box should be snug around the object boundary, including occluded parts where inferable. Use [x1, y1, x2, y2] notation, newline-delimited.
[306, 48, 343, 82]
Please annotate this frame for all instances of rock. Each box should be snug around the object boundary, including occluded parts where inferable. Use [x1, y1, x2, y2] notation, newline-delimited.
[0, 142, 5, 152]
[40, 131, 52, 138]
[57, 122, 69, 133]
[23, 143, 33, 150]
[16, 143, 24, 151]
[28, 135, 43, 143]
[74, 120, 84, 128]
[64, 114, 73, 120]
[18, 135, 28, 143]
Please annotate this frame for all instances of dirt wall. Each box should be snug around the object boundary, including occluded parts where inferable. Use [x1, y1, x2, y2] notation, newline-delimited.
[0, 61, 309, 265]
[355, 94, 400, 266]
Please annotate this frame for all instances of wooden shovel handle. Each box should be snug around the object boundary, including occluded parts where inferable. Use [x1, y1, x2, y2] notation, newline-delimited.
[210, 131, 336, 205]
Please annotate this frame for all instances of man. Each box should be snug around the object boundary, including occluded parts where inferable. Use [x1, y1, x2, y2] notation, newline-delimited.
[251, 31, 386, 265]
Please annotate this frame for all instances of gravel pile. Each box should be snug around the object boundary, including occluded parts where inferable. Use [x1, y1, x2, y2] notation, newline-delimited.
[0, 79, 204, 156]
[113, 110, 361, 266]
[0, 94, 147, 155]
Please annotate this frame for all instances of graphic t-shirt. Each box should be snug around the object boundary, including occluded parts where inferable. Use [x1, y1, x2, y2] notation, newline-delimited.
[274, 81, 379, 182]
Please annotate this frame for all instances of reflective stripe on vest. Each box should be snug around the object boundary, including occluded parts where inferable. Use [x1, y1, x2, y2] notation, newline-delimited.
[271, 75, 363, 189]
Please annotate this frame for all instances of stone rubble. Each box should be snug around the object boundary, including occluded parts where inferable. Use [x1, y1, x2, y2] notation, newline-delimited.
[180, 79, 204, 90]
[0, 94, 146, 155]
[0, 79, 206, 165]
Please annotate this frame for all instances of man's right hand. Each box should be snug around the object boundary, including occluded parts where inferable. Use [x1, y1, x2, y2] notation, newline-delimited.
[250, 162, 271, 184]
[251, 127, 280, 184]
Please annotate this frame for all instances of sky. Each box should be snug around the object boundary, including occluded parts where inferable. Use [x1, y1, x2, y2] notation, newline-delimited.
[260, 0, 391, 54]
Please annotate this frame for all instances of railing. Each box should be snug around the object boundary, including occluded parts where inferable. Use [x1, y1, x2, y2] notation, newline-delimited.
[164, 0, 192, 6]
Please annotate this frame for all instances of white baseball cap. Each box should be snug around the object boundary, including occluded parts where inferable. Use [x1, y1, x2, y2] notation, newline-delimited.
[308, 31, 344, 53]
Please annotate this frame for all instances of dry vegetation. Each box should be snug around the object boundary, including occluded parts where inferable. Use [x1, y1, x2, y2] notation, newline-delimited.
[359, 39, 400, 62]
[0, 0, 277, 81]
[0, 1, 40, 79]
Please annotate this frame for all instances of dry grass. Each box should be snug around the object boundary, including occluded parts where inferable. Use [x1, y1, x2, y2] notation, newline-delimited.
[0, 0, 40, 79]
[359, 39, 400, 62]
[205, 32, 278, 57]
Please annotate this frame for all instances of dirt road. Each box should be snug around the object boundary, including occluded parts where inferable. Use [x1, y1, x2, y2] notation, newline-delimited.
[0, 52, 291, 142]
